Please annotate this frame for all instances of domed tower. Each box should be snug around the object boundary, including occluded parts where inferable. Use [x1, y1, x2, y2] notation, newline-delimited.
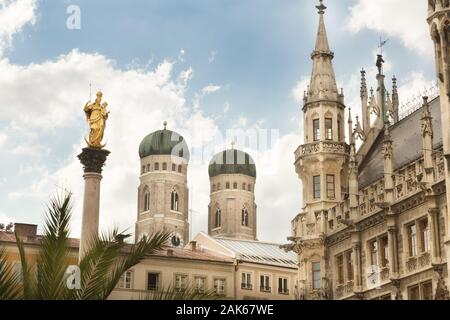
[135, 122, 190, 247]
[208, 147, 257, 240]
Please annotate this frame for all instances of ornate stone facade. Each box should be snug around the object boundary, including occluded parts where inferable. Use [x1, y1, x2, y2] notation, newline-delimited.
[287, 1, 450, 300]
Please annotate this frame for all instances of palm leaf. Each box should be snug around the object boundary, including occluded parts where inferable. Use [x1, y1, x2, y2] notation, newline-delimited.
[98, 231, 170, 299]
[0, 248, 22, 300]
[148, 283, 228, 301]
[35, 192, 73, 299]
[15, 234, 36, 299]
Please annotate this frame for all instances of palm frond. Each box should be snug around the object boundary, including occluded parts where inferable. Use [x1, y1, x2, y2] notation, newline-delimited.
[147, 283, 228, 301]
[73, 229, 125, 300]
[0, 249, 22, 300]
[15, 234, 36, 299]
[98, 231, 170, 299]
[36, 192, 73, 300]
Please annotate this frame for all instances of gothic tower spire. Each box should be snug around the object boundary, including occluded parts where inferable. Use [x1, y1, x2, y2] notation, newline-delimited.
[290, 1, 349, 300]
[305, 0, 341, 106]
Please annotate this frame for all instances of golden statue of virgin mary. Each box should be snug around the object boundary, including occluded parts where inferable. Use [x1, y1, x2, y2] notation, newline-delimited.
[83, 91, 109, 149]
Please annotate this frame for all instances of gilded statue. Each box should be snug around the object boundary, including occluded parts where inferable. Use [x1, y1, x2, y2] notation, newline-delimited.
[83, 91, 109, 149]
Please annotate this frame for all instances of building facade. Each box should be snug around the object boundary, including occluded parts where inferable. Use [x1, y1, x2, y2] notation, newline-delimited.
[208, 148, 257, 240]
[285, 0, 450, 300]
[136, 123, 190, 247]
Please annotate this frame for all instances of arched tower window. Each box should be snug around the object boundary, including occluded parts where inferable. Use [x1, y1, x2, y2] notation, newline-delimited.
[215, 209, 222, 228]
[241, 208, 249, 227]
[226, 182, 230, 189]
[242, 183, 246, 190]
[217, 183, 221, 191]
[143, 190, 150, 212]
[313, 118, 320, 141]
[233, 182, 237, 189]
[171, 190, 179, 211]
[155, 163, 160, 171]
[325, 117, 333, 140]
[178, 165, 182, 173]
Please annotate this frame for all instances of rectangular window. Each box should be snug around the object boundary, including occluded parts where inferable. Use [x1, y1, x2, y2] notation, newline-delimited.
[312, 262, 321, 289]
[147, 273, 159, 291]
[370, 240, 378, 266]
[313, 175, 321, 199]
[419, 219, 430, 253]
[337, 255, 344, 285]
[421, 281, 433, 300]
[174, 274, 188, 292]
[337, 119, 341, 141]
[380, 236, 389, 268]
[325, 118, 333, 140]
[260, 275, 271, 292]
[278, 278, 289, 295]
[346, 251, 354, 281]
[118, 270, 133, 289]
[326, 175, 335, 199]
[214, 279, 226, 295]
[194, 276, 206, 294]
[241, 273, 252, 290]
[313, 119, 320, 141]
[162, 162, 167, 171]
[408, 224, 418, 257]
[408, 284, 420, 300]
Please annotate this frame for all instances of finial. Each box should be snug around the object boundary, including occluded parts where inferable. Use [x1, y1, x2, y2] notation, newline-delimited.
[231, 141, 235, 149]
[316, 0, 327, 14]
[163, 121, 167, 130]
[348, 108, 353, 122]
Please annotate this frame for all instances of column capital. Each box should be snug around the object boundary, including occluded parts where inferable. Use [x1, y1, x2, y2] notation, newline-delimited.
[78, 147, 110, 174]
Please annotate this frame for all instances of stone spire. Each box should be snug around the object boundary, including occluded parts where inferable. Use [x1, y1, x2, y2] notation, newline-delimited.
[382, 124, 394, 203]
[392, 76, 399, 123]
[376, 54, 388, 128]
[306, 0, 340, 105]
[360, 69, 370, 133]
[421, 96, 434, 184]
[348, 108, 355, 146]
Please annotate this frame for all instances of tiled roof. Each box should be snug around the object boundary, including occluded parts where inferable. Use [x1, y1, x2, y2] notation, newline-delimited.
[150, 247, 234, 264]
[214, 237, 298, 268]
[358, 96, 442, 188]
[0, 231, 232, 264]
[0, 231, 80, 248]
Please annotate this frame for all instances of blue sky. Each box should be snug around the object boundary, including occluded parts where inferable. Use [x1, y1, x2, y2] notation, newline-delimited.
[0, 0, 437, 242]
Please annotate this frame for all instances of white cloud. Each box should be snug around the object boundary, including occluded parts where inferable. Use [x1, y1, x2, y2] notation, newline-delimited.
[201, 84, 221, 95]
[0, 0, 37, 56]
[346, 0, 432, 56]
[292, 76, 309, 103]
[0, 132, 6, 146]
[208, 50, 217, 63]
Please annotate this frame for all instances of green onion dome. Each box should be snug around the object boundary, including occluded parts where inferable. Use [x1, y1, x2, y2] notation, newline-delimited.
[208, 149, 256, 178]
[139, 126, 190, 161]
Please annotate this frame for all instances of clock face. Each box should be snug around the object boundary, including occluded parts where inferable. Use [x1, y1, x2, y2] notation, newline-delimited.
[171, 235, 181, 247]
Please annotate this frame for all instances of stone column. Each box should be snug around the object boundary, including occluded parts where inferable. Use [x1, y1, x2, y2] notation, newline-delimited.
[428, 208, 441, 263]
[77, 147, 110, 261]
[387, 225, 398, 278]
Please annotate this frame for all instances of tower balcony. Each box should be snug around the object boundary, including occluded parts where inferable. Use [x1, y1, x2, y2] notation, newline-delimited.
[295, 141, 350, 162]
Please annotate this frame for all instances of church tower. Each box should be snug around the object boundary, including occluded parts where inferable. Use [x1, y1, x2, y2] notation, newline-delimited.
[208, 147, 257, 240]
[427, 0, 450, 282]
[290, 0, 349, 299]
[135, 122, 190, 247]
